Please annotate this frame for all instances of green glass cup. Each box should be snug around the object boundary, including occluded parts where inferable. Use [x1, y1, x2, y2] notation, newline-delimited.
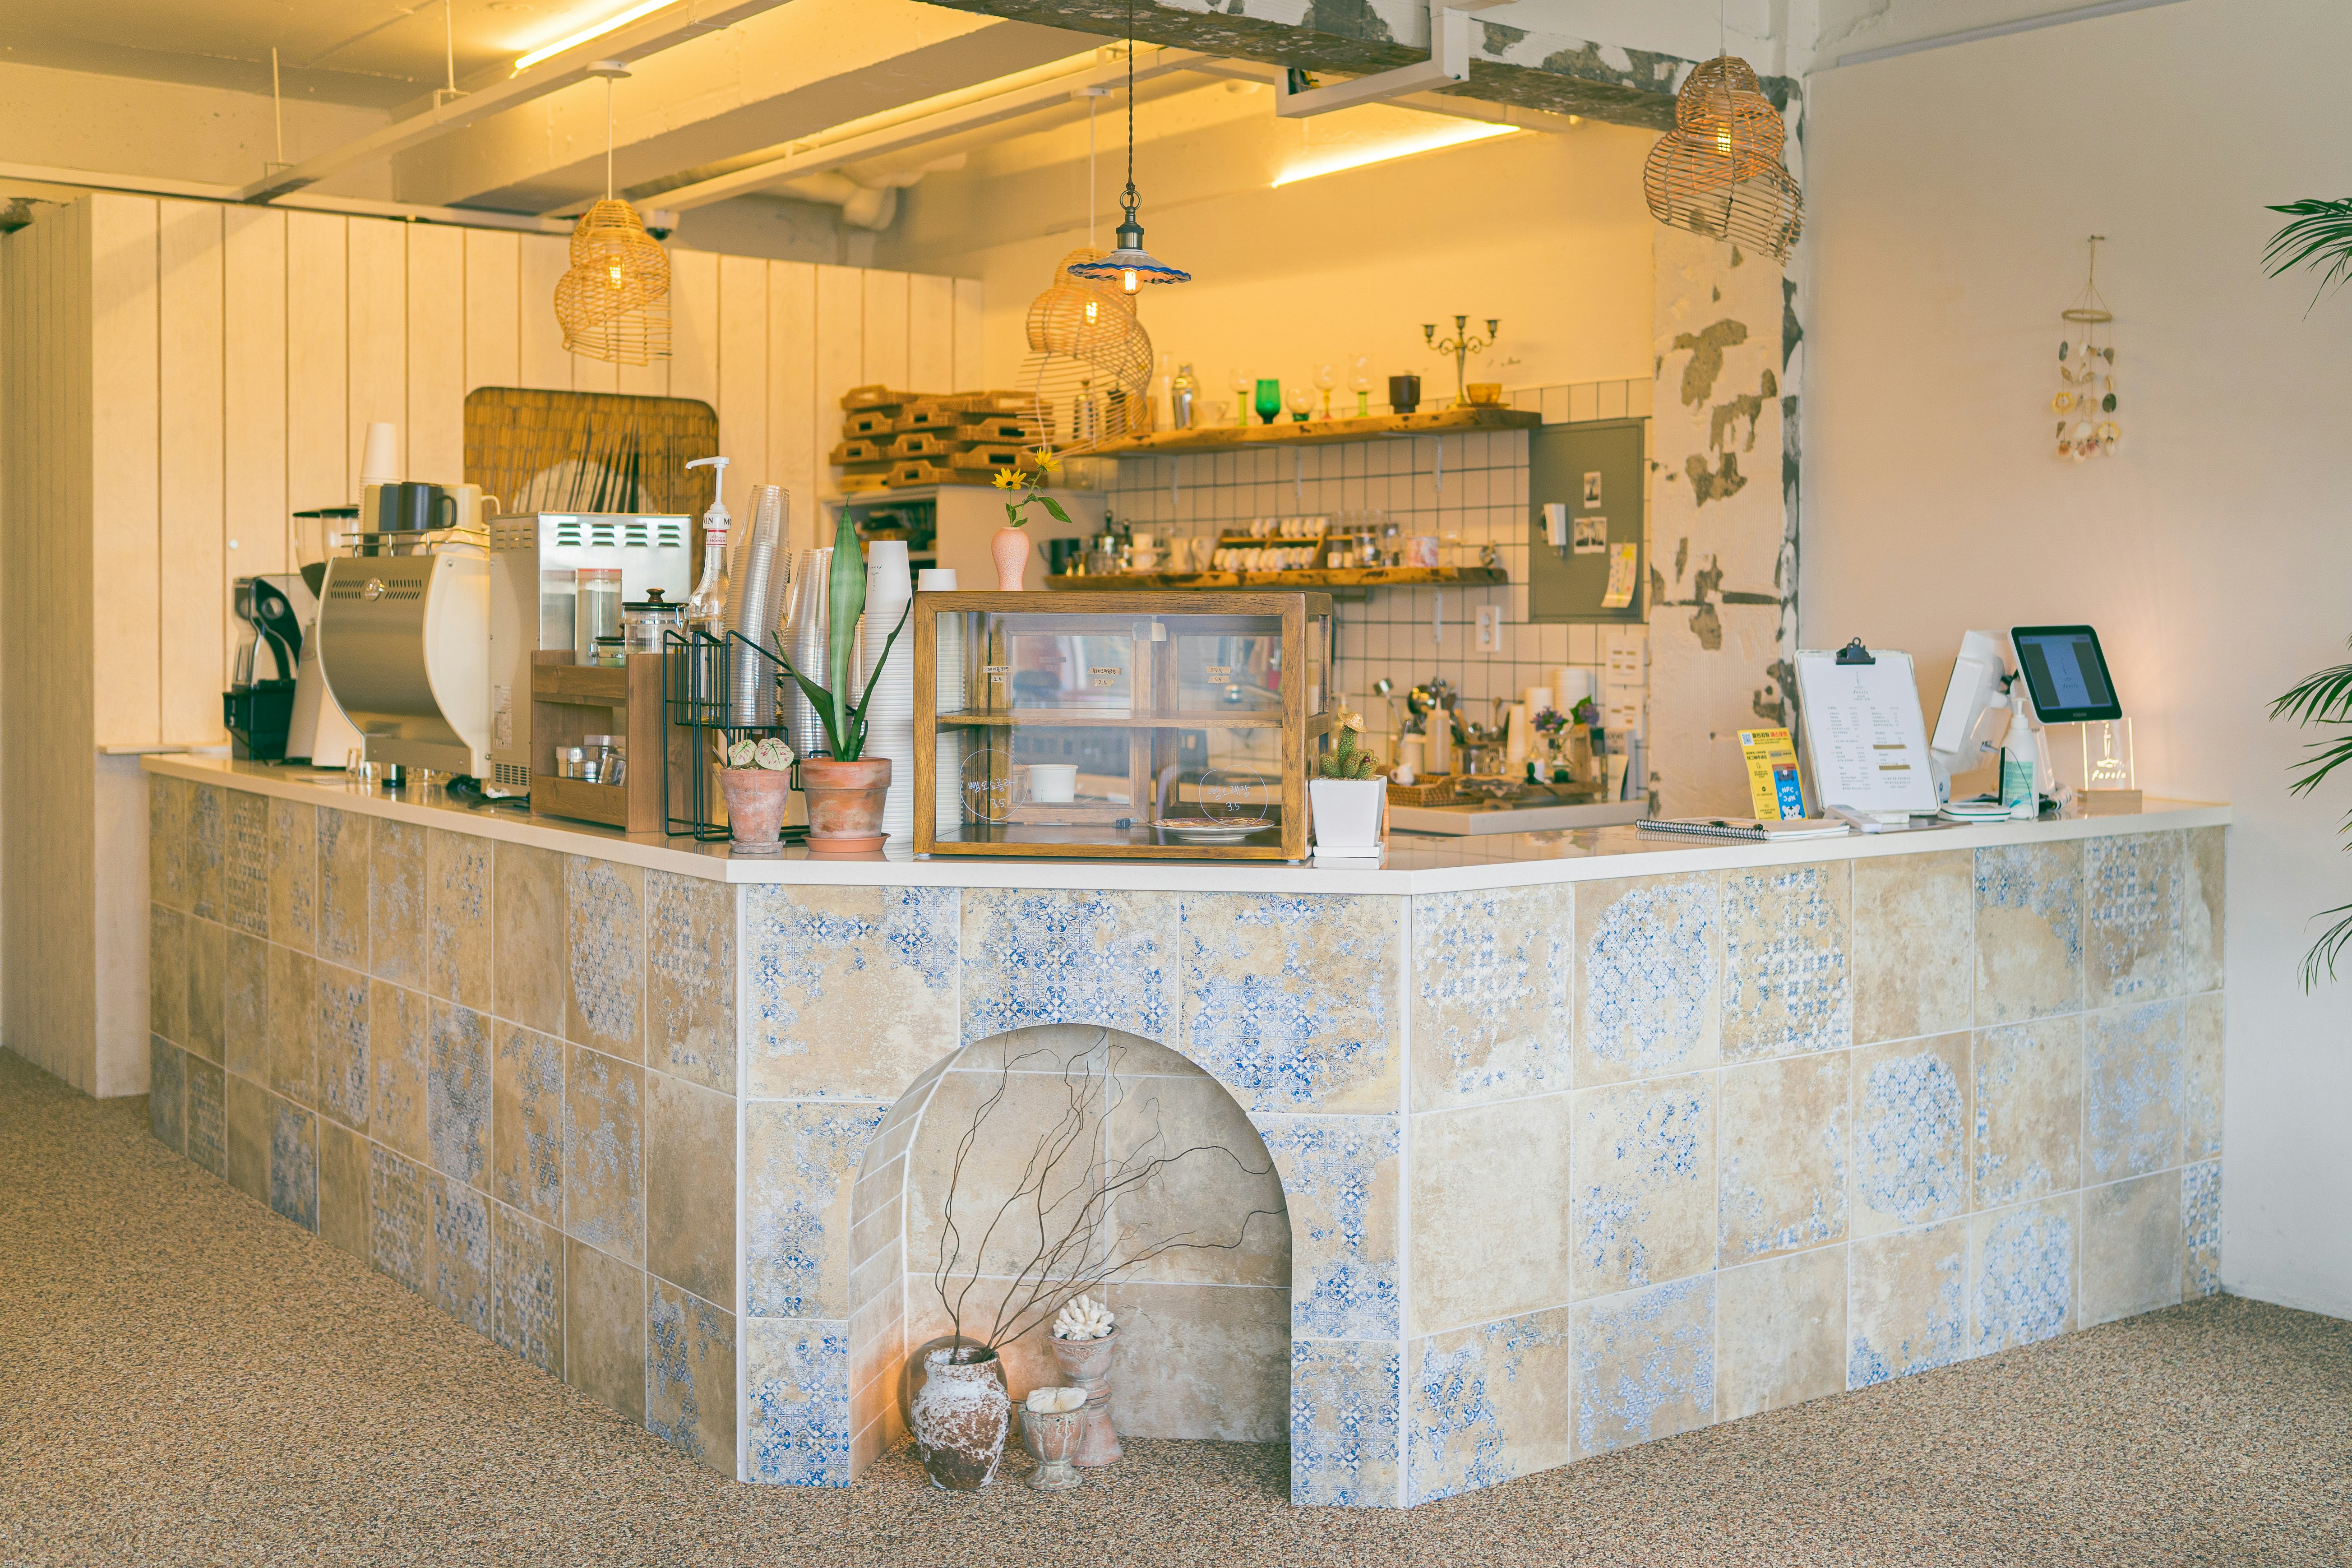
[1254, 379, 1282, 425]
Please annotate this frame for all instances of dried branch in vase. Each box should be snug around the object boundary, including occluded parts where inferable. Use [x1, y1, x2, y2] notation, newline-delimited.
[929, 1029, 1285, 1362]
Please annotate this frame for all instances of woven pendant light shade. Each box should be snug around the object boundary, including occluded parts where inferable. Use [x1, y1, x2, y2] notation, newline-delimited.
[1019, 247, 1154, 450]
[1642, 55, 1804, 263]
[556, 199, 673, 365]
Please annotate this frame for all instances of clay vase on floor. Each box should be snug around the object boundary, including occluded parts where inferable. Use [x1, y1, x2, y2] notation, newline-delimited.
[1023, 1407, 1084, 1491]
[991, 525, 1030, 590]
[716, 767, 790, 854]
[798, 755, 890, 853]
[910, 1347, 1012, 1491]
[1046, 1331, 1121, 1466]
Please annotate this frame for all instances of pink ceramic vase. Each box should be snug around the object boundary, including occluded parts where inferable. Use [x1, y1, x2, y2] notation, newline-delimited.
[991, 525, 1031, 590]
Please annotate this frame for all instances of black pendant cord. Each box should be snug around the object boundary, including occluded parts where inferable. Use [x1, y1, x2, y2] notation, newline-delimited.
[1122, 0, 1138, 216]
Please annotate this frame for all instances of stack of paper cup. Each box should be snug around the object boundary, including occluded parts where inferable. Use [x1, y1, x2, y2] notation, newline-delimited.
[861, 541, 916, 845]
[924, 570, 968, 835]
[783, 548, 831, 758]
[1553, 667, 1596, 714]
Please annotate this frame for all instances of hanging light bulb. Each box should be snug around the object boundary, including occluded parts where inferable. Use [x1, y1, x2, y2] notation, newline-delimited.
[1067, 3, 1189, 293]
[1641, 54, 1803, 264]
[554, 62, 672, 364]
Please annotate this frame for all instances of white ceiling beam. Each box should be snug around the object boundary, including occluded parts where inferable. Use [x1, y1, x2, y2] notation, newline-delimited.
[237, 0, 792, 204]
[0, 161, 570, 233]
[1187, 57, 1585, 135]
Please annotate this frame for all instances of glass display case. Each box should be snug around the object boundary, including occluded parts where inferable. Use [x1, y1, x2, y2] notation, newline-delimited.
[913, 591, 1335, 860]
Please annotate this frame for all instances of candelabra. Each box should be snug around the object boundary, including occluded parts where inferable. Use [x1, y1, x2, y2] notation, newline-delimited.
[1423, 314, 1498, 408]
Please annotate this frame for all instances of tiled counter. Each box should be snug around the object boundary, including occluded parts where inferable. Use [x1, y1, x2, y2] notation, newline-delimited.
[139, 757, 2227, 1507]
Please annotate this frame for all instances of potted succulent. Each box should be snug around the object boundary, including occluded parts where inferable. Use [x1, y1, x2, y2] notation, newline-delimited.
[717, 736, 794, 855]
[987, 447, 1072, 589]
[772, 511, 911, 852]
[1308, 722, 1387, 855]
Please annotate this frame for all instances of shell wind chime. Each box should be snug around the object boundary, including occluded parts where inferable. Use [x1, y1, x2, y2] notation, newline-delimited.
[1642, 54, 1804, 264]
[2053, 236, 2119, 461]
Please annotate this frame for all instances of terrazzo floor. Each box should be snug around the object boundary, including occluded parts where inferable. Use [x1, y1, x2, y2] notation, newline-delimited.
[3, 1049, 2347, 1568]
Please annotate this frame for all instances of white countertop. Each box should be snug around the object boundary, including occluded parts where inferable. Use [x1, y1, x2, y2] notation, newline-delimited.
[141, 755, 2230, 895]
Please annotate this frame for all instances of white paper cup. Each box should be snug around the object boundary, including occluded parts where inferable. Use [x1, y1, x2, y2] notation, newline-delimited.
[1026, 764, 1077, 804]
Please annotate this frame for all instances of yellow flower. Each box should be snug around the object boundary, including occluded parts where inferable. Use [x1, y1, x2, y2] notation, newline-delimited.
[992, 468, 1023, 490]
[1029, 447, 1061, 474]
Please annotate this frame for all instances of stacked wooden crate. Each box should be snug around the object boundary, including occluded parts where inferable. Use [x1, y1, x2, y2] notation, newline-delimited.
[830, 385, 1049, 491]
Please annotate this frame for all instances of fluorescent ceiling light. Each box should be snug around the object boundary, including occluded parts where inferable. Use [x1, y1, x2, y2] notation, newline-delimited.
[1272, 121, 1518, 188]
[513, 0, 678, 73]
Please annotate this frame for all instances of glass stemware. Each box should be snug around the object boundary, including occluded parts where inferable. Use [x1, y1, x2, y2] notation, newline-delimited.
[1351, 355, 1372, 417]
[1287, 386, 1313, 422]
[1315, 364, 1337, 420]
[1229, 369, 1252, 428]
[1254, 378, 1282, 426]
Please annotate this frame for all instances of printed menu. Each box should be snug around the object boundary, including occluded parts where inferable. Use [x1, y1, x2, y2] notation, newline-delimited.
[1792, 649, 1937, 817]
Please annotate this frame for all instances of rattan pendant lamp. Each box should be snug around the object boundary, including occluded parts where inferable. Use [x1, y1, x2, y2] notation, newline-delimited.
[1067, 0, 1190, 294]
[1641, 53, 1804, 263]
[555, 61, 672, 365]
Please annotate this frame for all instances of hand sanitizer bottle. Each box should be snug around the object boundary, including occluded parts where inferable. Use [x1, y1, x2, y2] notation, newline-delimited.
[1999, 687, 2038, 818]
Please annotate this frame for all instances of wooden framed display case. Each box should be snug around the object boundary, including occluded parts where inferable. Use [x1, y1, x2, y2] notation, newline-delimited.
[912, 591, 1336, 860]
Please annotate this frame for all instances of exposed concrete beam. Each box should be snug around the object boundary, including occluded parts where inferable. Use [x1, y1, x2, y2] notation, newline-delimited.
[912, 0, 1695, 130]
[0, 161, 570, 233]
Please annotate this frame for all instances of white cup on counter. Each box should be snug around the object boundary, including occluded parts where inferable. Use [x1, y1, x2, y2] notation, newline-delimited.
[1026, 763, 1078, 804]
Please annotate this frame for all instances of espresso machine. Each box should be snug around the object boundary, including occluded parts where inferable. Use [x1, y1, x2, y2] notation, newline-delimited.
[222, 575, 305, 760]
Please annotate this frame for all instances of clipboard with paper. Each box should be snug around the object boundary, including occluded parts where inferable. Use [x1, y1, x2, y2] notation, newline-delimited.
[1792, 643, 1940, 824]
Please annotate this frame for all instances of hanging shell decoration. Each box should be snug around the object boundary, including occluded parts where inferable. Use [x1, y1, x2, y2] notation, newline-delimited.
[1642, 55, 1804, 264]
[555, 199, 673, 365]
[1051, 1294, 1116, 1341]
[2054, 236, 2118, 460]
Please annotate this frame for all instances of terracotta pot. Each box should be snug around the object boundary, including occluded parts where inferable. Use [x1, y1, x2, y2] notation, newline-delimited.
[799, 755, 890, 852]
[991, 525, 1031, 590]
[910, 1347, 1012, 1491]
[716, 767, 790, 855]
[1046, 1330, 1122, 1467]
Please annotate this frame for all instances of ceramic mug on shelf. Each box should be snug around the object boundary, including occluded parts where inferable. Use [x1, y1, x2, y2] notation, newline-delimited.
[1027, 764, 1078, 804]
[1405, 536, 1441, 569]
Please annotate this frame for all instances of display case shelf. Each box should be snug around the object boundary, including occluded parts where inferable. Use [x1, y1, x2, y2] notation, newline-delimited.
[1046, 564, 1506, 592]
[1082, 406, 1540, 458]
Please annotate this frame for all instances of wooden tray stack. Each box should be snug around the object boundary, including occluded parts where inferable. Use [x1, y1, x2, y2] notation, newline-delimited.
[831, 385, 1050, 492]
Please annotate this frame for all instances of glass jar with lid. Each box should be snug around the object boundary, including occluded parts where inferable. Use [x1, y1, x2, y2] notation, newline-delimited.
[623, 587, 684, 655]
[575, 567, 623, 664]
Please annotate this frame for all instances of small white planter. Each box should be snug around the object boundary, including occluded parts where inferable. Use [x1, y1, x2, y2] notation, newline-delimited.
[1309, 777, 1388, 856]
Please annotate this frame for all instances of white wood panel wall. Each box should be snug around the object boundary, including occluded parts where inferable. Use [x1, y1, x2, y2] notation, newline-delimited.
[31, 194, 980, 750]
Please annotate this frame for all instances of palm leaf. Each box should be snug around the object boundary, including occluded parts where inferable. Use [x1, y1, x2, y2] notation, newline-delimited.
[2264, 198, 2352, 309]
[2286, 730, 2352, 798]
[2301, 902, 2352, 990]
[2269, 638, 2352, 724]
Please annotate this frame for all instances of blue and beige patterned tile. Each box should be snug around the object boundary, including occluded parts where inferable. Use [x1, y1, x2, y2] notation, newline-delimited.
[1407, 1308, 1571, 1503]
[266, 944, 315, 1108]
[747, 1318, 853, 1486]
[187, 783, 224, 920]
[2178, 827, 2226, 995]
[314, 962, 371, 1133]
[1571, 1276, 1715, 1459]
[2183, 1160, 2222, 1299]
[2084, 1000, 2184, 1183]
[565, 1043, 645, 1265]
[1848, 1217, 1968, 1389]
[148, 1037, 186, 1152]
[1291, 1338, 1401, 1508]
[2082, 1169, 2181, 1327]
[1722, 862, 1852, 1064]
[1180, 892, 1400, 1115]
[1255, 1114, 1401, 1340]
[185, 1055, 226, 1177]
[426, 829, 493, 1010]
[1718, 1050, 1849, 1263]
[1576, 872, 1721, 1084]
[749, 1101, 890, 1319]
[369, 1143, 430, 1292]
[566, 856, 644, 1062]
[491, 1022, 564, 1224]
[268, 799, 315, 954]
[1410, 885, 1572, 1111]
[1719, 1246, 1846, 1421]
[647, 1070, 737, 1306]
[1408, 1095, 1571, 1334]
[2182, 993, 2222, 1162]
[224, 932, 268, 1080]
[1852, 1034, 1970, 1238]
[745, 884, 958, 1100]
[184, 916, 225, 1065]
[1852, 850, 1973, 1046]
[646, 871, 736, 1093]
[2085, 831, 2183, 1004]
[269, 1099, 318, 1232]
[149, 775, 187, 910]
[1972, 1018, 2081, 1210]
[430, 1173, 491, 1333]
[566, 1237, 647, 1422]
[1969, 1194, 2077, 1355]
[961, 888, 1178, 1046]
[226, 1073, 272, 1203]
[495, 842, 566, 1036]
[648, 1277, 737, 1475]
[428, 1002, 491, 1190]
[369, 819, 427, 989]
[148, 905, 186, 1043]
[1974, 842, 2084, 1025]
[1108, 1067, 1291, 1290]
[224, 790, 269, 936]
[317, 1117, 370, 1260]
[491, 1202, 564, 1375]
[369, 980, 430, 1164]
[315, 806, 370, 971]
[1570, 1074, 1714, 1299]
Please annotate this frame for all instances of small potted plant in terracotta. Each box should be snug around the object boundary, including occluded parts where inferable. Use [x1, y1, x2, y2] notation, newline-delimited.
[717, 736, 794, 855]
[773, 511, 912, 852]
[987, 447, 1071, 589]
[1308, 721, 1386, 856]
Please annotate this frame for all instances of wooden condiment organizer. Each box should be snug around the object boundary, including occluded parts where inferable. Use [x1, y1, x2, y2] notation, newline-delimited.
[527, 650, 669, 833]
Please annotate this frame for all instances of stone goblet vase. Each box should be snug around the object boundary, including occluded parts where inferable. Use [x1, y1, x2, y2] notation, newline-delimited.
[1022, 1406, 1084, 1491]
[910, 1347, 1012, 1491]
[1046, 1331, 1121, 1466]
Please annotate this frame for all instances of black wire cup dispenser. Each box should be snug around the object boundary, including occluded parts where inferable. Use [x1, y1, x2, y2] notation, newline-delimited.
[662, 628, 805, 842]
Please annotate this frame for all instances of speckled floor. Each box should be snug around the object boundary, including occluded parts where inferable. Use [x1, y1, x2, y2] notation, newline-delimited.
[3, 1050, 2347, 1568]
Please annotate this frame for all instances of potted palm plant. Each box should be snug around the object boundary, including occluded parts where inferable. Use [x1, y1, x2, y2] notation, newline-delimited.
[772, 511, 910, 852]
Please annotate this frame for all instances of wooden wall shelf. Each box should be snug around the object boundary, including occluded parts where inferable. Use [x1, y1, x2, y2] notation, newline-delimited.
[527, 651, 668, 834]
[1045, 565, 1506, 592]
[1082, 406, 1539, 459]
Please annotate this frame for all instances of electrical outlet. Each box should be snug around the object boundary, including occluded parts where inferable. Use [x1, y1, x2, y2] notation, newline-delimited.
[1475, 605, 1502, 652]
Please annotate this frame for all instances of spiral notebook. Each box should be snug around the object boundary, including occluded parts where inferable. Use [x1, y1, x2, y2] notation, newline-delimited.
[1637, 816, 1852, 843]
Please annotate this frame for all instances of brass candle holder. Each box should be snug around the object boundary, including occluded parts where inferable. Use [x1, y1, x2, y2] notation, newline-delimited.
[1424, 314, 1499, 408]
